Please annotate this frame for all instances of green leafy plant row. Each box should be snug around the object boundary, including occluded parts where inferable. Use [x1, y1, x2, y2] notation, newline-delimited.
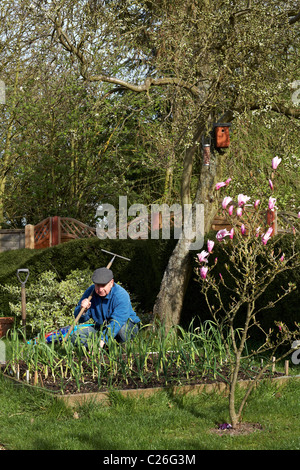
[3, 320, 257, 395]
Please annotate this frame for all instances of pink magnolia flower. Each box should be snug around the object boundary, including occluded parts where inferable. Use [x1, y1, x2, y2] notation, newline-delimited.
[207, 240, 214, 253]
[197, 250, 209, 263]
[229, 228, 234, 239]
[200, 266, 208, 280]
[236, 207, 243, 217]
[255, 226, 261, 237]
[280, 253, 285, 262]
[216, 229, 231, 242]
[225, 178, 232, 185]
[254, 200, 260, 209]
[262, 227, 273, 245]
[272, 156, 282, 170]
[228, 205, 234, 216]
[241, 224, 246, 235]
[222, 196, 232, 209]
[238, 194, 251, 207]
[298, 212, 300, 218]
[268, 197, 276, 211]
[214, 257, 218, 264]
[215, 181, 227, 190]
[269, 179, 274, 191]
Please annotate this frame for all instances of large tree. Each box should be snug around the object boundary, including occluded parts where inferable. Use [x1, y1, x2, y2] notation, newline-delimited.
[2, 0, 299, 327]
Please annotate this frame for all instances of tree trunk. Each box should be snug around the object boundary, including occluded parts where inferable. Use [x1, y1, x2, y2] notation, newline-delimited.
[152, 237, 193, 330]
[228, 349, 242, 428]
[153, 148, 223, 328]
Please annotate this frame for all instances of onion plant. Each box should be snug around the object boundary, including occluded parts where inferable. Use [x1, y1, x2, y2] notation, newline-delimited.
[2, 320, 243, 393]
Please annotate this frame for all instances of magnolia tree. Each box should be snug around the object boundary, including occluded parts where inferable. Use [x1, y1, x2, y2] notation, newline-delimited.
[196, 157, 300, 428]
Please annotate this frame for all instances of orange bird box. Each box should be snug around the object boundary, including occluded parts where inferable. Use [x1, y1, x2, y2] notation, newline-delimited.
[214, 123, 231, 148]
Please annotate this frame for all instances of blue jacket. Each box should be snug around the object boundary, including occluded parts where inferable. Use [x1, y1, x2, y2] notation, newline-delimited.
[74, 283, 140, 341]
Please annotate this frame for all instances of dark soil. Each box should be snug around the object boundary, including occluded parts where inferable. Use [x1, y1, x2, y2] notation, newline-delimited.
[1, 356, 285, 396]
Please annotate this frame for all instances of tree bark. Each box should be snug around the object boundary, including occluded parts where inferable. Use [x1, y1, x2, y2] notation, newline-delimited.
[152, 236, 193, 330]
[153, 145, 223, 329]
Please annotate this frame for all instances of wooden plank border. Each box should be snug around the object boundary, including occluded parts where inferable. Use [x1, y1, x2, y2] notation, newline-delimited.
[2, 372, 300, 408]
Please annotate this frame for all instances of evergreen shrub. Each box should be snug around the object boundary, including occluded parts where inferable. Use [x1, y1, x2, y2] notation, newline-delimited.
[0, 237, 176, 320]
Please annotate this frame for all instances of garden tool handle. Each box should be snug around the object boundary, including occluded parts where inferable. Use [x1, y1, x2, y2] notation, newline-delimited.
[17, 269, 29, 286]
[63, 288, 94, 343]
[106, 256, 115, 269]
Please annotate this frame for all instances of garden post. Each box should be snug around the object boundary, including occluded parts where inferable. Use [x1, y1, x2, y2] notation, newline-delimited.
[51, 216, 61, 246]
[25, 224, 35, 249]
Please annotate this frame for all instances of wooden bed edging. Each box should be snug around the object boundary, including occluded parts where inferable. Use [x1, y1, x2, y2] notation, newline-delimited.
[2, 372, 300, 408]
[54, 374, 300, 407]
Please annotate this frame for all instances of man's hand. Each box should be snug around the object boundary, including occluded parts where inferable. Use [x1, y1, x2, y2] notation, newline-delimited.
[81, 298, 91, 310]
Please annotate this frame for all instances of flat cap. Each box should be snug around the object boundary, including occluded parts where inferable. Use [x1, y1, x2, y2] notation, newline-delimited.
[92, 267, 114, 284]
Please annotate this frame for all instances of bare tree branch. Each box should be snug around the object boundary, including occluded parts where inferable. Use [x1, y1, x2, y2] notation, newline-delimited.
[289, 10, 300, 24]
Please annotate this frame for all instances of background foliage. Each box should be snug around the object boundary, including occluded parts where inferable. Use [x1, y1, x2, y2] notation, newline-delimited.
[0, 0, 299, 228]
[0, 0, 299, 331]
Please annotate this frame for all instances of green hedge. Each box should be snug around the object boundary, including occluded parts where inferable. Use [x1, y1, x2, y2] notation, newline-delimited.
[0, 237, 176, 317]
[0, 233, 298, 339]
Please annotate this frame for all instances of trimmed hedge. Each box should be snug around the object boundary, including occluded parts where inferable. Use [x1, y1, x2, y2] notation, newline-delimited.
[0, 237, 176, 316]
[0, 233, 298, 338]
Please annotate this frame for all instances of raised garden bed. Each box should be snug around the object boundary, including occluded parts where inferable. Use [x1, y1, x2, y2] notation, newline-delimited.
[2, 355, 298, 408]
[1, 353, 286, 393]
[3, 320, 299, 410]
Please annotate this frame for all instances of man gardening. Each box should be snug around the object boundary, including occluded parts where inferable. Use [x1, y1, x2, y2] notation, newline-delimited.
[71, 267, 140, 348]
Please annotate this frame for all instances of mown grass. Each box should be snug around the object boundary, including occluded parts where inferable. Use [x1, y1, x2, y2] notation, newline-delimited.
[0, 373, 299, 451]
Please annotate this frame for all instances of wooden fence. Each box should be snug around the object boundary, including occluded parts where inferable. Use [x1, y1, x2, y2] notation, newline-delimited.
[25, 215, 156, 249]
[23, 209, 296, 250]
[25, 216, 96, 249]
[211, 208, 278, 236]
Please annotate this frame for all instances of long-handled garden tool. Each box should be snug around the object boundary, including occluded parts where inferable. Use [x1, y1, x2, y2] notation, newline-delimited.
[62, 249, 130, 343]
[16, 269, 29, 341]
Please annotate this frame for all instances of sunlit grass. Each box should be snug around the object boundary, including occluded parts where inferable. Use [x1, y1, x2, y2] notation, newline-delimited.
[0, 373, 299, 450]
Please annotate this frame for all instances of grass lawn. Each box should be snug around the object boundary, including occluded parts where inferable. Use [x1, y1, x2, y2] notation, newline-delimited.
[0, 373, 299, 451]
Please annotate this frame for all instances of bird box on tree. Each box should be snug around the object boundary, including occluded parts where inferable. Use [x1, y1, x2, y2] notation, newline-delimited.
[214, 123, 231, 148]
